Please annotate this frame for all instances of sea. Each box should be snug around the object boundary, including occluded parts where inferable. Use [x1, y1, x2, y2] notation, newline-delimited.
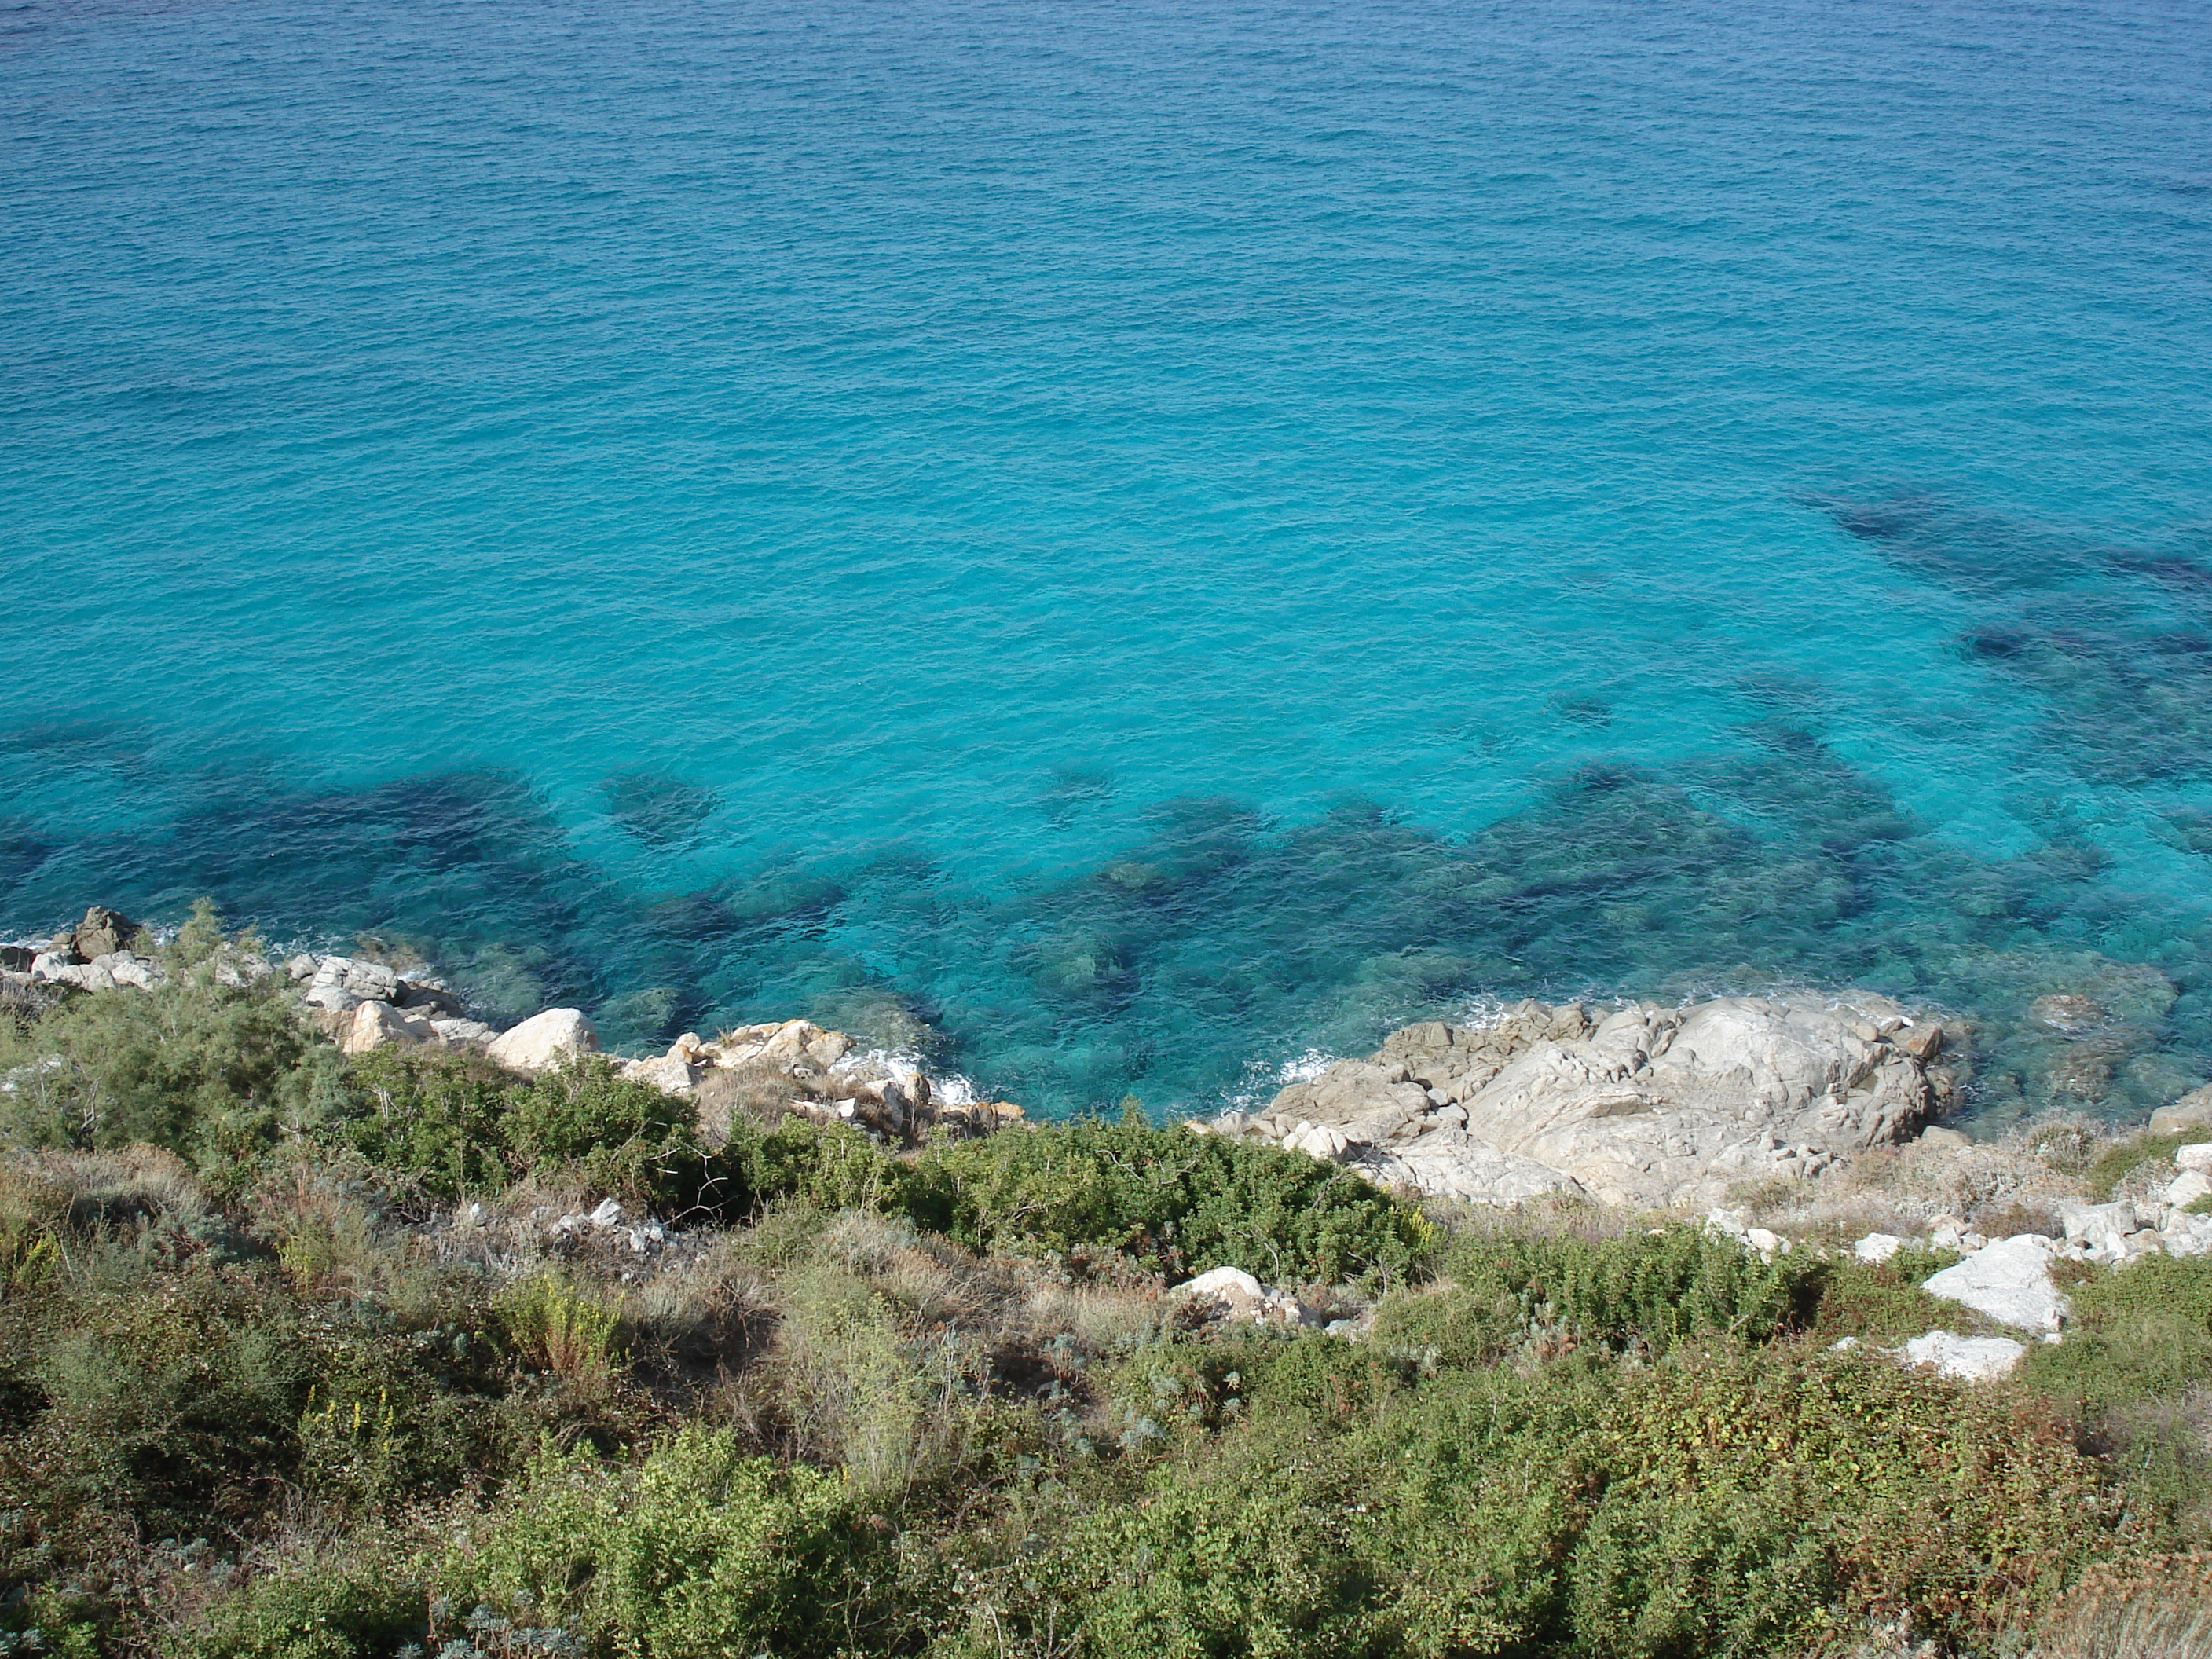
[5, 0, 2210, 1128]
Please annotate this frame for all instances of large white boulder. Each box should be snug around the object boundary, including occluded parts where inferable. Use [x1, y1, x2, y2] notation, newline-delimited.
[1236, 994, 1934, 1210]
[1904, 1330, 2027, 1382]
[1921, 1235, 2067, 1332]
[341, 999, 444, 1055]
[486, 1008, 599, 1073]
[1177, 1265, 1265, 1302]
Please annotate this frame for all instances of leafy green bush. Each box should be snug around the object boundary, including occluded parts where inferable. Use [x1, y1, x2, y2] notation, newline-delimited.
[1804, 1246, 1972, 1344]
[334, 1046, 517, 1198]
[1371, 1224, 1818, 1368]
[8, 1272, 305, 1549]
[175, 1536, 427, 1659]
[296, 1316, 518, 1518]
[909, 1111, 1436, 1287]
[445, 1428, 875, 1659]
[975, 1346, 2127, 1659]
[0, 902, 342, 1171]
[505, 1059, 709, 1206]
[2023, 1254, 2212, 1415]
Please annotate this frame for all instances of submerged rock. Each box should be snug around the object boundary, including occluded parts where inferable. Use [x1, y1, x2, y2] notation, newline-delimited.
[1211, 994, 1935, 1210]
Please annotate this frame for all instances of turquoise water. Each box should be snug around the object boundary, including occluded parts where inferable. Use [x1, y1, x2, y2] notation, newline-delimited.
[5, 0, 2212, 1124]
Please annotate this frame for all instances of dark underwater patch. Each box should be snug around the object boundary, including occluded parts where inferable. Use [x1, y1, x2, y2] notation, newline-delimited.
[1547, 694, 1613, 730]
[601, 771, 719, 848]
[1038, 767, 1114, 830]
[1818, 491, 2212, 784]
[5, 727, 2212, 1123]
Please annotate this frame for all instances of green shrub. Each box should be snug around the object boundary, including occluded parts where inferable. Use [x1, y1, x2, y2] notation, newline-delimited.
[333, 1047, 518, 1198]
[176, 1536, 427, 1659]
[0, 901, 342, 1172]
[445, 1427, 876, 1658]
[506, 1058, 710, 1207]
[1804, 1247, 1972, 1344]
[494, 1271, 621, 1388]
[9, 1271, 305, 1548]
[296, 1317, 518, 1518]
[910, 1112, 1435, 1287]
[1372, 1225, 1818, 1368]
[720, 1115, 917, 1219]
[977, 1346, 2129, 1659]
[2023, 1254, 2212, 1416]
[991, 1421, 1378, 1659]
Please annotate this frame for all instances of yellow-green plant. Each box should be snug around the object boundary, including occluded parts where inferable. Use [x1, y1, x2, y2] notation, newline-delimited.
[494, 1271, 620, 1387]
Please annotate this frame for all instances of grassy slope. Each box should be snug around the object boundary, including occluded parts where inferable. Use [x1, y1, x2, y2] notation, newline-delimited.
[0, 911, 2205, 1658]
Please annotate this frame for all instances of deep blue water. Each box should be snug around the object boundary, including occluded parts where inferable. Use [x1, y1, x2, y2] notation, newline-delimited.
[5, 0, 2212, 1126]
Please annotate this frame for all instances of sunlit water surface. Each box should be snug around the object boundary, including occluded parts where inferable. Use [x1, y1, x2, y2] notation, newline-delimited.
[5, 0, 2212, 1125]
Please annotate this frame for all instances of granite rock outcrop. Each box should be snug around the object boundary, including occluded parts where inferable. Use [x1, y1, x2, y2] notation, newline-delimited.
[1199, 994, 1942, 1210]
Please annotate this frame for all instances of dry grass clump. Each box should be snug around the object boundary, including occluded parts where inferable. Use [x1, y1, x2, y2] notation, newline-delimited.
[2031, 1551, 2212, 1658]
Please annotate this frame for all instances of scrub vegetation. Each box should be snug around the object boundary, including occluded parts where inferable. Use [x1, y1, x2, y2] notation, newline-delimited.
[0, 912, 2206, 1657]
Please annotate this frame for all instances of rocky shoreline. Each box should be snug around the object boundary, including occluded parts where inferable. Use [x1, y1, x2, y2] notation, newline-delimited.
[15, 903, 2212, 1195]
[16, 901, 2212, 1357]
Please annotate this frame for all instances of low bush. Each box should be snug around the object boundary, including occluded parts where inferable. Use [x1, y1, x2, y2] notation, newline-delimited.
[494, 1271, 621, 1389]
[444, 1429, 876, 1659]
[973, 1346, 2128, 1659]
[908, 1111, 1437, 1287]
[2023, 1254, 2212, 1416]
[172, 1536, 427, 1659]
[334, 1047, 516, 1199]
[1370, 1223, 1818, 1368]
[0, 903, 342, 1174]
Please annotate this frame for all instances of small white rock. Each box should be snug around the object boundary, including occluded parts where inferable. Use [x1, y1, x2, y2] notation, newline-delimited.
[1904, 1330, 2027, 1382]
[2166, 1168, 2212, 1209]
[1854, 1233, 1905, 1264]
[2177, 1143, 2212, 1174]
[1177, 1265, 1265, 1302]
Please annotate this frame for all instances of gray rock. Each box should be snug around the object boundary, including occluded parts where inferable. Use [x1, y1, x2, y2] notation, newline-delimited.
[1255, 993, 1932, 1210]
[2152, 1084, 2212, 1137]
[486, 1008, 599, 1072]
[397, 980, 467, 1020]
[2059, 1201, 2144, 1251]
[72, 906, 139, 961]
[97, 952, 160, 990]
[1903, 1331, 2027, 1382]
[1921, 1235, 2067, 1331]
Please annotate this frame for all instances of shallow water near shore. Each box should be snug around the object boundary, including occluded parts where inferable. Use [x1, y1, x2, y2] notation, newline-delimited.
[5, 0, 2212, 1124]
